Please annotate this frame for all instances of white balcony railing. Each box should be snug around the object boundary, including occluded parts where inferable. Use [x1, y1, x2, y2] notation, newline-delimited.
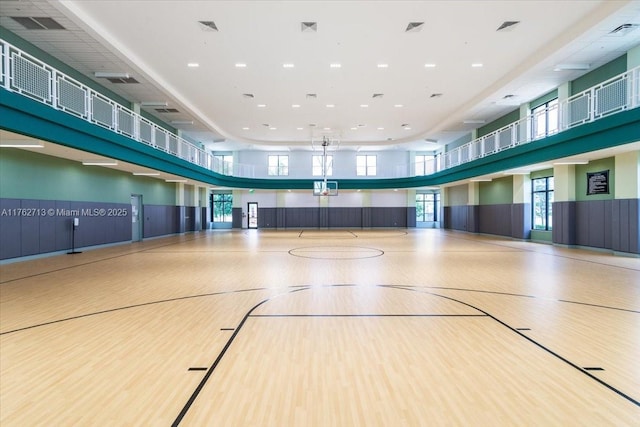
[1, 38, 639, 180]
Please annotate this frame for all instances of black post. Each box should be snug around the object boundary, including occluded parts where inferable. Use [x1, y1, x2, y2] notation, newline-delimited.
[67, 217, 82, 254]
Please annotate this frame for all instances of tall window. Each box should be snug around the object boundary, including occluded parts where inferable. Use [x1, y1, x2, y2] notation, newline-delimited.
[415, 155, 435, 176]
[416, 193, 440, 222]
[212, 193, 233, 222]
[312, 155, 333, 176]
[268, 155, 288, 176]
[356, 155, 376, 176]
[532, 99, 559, 139]
[213, 155, 233, 175]
[532, 177, 554, 230]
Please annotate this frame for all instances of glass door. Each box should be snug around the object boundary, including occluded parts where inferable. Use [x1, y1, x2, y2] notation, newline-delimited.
[248, 202, 258, 229]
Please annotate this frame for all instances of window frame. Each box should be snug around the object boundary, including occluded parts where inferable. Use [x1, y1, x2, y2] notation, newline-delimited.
[312, 155, 333, 177]
[213, 154, 233, 175]
[356, 155, 377, 176]
[416, 192, 440, 222]
[531, 176, 554, 231]
[531, 98, 559, 139]
[211, 193, 233, 223]
[268, 155, 289, 176]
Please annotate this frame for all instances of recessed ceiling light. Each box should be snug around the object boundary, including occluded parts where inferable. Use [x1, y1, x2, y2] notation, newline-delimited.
[283, 63, 295, 68]
[165, 179, 188, 183]
[242, 127, 250, 130]
[360, 104, 369, 108]
[553, 161, 589, 165]
[377, 63, 389, 68]
[403, 127, 411, 130]
[470, 178, 492, 182]
[257, 104, 266, 108]
[0, 141, 44, 148]
[350, 127, 358, 130]
[187, 62, 199, 68]
[394, 104, 403, 108]
[553, 63, 591, 71]
[133, 172, 160, 176]
[471, 63, 483, 68]
[82, 160, 118, 166]
[463, 119, 486, 124]
[235, 63, 247, 68]
[296, 127, 304, 130]
[330, 63, 342, 68]
[326, 104, 335, 108]
[323, 127, 331, 130]
[424, 63, 436, 68]
[269, 127, 277, 130]
[292, 104, 301, 108]
[377, 127, 384, 130]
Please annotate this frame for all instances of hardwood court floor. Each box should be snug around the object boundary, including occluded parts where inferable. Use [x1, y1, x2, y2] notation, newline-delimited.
[0, 229, 639, 426]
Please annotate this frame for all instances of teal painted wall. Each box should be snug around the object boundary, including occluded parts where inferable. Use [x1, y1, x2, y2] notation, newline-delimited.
[531, 168, 553, 179]
[479, 176, 513, 205]
[0, 148, 176, 204]
[477, 109, 520, 137]
[570, 54, 627, 95]
[529, 89, 558, 109]
[447, 185, 468, 206]
[0, 26, 176, 134]
[575, 157, 615, 201]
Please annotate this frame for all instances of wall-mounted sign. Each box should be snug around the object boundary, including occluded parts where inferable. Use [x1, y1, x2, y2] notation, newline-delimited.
[587, 170, 609, 195]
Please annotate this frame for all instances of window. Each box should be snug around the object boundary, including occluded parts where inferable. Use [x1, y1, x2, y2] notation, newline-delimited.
[356, 155, 376, 176]
[416, 193, 440, 222]
[268, 155, 288, 176]
[532, 177, 554, 230]
[312, 155, 333, 176]
[211, 193, 233, 222]
[532, 99, 558, 139]
[415, 155, 435, 176]
[213, 155, 233, 175]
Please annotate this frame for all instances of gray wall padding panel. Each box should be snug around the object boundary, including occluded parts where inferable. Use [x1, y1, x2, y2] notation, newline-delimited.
[143, 204, 180, 238]
[245, 207, 411, 229]
[0, 198, 131, 260]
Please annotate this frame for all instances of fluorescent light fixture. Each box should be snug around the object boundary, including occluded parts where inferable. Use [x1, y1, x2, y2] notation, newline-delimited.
[471, 63, 483, 68]
[553, 161, 589, 165]
[403, 127, 411, 130]
[257, 104, 266, 108]
[187, 62, 199, 68]
[377, 63, 389, 68]
[554, 63, 590, 71]
[133, 172, 160, 176]
[323, 127, 331, 130]
[360, 104, 369, 108]
[296, 127, 304, 130]
[326, 104, 335, 108]
[242, 127, 250, 130]
[503, 171, 530, 175]
[463, 119, 486, 124]
[377, 127, 384, 130]
[94, 72, 130, 79]
[140, 101, 168, 107]
[165, 179, 187, 183]
[394, 104, 403, 108]
[470, 178, 492, 182]
[424, 63, 436, 68]
[269, 127, 277, 130]
[330, 63, 342, 68]
[292, 104, 301, 108]
[170, 120, 194, 125]
[0, 141, 44, 148]
[350, 127, 358, 130]
[235, 63, 247, 68]
[82, 160, 118, 166]
[282, 63, 295, 68]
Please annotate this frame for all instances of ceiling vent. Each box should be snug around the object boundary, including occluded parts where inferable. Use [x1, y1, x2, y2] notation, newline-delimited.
[301, 22, 317, 32]
[10, 16, 65, 30]
[242, 93, 254, 99]
[198, 21, 218, 31]
[405, 22, 424, 32]
[497, 21, 520, 31]
[262, 124, 270, 127]
[609, 23, 639, 36]
[430, 93, 443, 98]
[502, 94, 515, 99]
[372, 93, 384, 98]
[306, 93, 317, 99]
[107, 77, 139, 84]
[155, 108, 180, 113]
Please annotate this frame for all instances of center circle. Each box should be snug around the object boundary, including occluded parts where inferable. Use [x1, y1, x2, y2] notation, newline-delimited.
[289, 245, 384, 260]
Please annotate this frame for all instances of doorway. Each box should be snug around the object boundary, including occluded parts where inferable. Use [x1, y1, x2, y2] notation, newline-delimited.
[131, 195, 142, 241]
[248, 202, 258, 229]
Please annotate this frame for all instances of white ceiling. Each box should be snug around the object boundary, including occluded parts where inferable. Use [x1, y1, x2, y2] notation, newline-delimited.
[1, 0, 640, 154]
